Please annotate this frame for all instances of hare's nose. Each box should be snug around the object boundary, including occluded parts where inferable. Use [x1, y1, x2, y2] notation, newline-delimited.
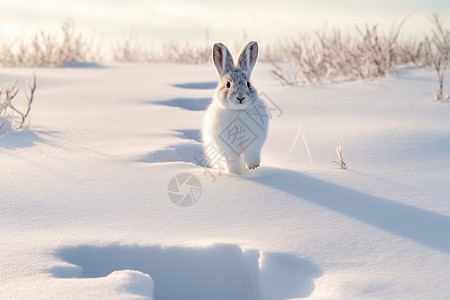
[237, 96, 245, 103]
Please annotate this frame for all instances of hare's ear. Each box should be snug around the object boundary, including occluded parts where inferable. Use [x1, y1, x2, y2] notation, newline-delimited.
[237, 41, 258, 75]
[213, 43, 234, 76]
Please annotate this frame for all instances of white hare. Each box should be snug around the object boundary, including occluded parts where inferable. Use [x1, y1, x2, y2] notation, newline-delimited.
[202, 41, 269, 174]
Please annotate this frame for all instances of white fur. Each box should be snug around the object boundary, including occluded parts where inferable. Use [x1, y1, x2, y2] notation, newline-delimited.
[202, 41, 268, 174]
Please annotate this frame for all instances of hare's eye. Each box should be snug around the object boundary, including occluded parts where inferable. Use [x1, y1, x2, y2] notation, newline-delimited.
[226, 81, 231, 88]
[247, 81, 250, 88]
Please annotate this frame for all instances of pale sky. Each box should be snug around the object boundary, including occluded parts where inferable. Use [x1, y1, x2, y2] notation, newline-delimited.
[1, 0, 450, 51]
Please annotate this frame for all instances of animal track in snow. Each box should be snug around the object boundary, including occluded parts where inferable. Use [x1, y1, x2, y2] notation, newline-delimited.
[50, 243, 322, 300]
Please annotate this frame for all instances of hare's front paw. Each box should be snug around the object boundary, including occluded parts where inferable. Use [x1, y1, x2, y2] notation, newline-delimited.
[246, 163, 260, 170]
[244, 151, 261, 170]
[246, 157, 260, 169]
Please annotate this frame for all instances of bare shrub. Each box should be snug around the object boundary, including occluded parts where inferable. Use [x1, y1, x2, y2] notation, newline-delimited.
[0, 20, 101, 67]
[427, 14, 450, 101]
[270, 17, 428, 85]
[112, 33, 210, 64]
[259, 39, 291, 62]
[0, 74, 36, 129]
[112, 33, 152, 62]
[159, 40, 210, 64]
[2, 14, 449, 76]
[160, 29, 210, 64]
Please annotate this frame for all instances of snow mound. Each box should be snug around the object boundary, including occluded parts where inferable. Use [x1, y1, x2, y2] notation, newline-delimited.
[51, 243, 321, 300]
[106, 270, 155, 300]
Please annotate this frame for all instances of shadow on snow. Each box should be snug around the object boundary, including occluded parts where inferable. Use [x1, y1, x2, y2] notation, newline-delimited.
[172, 81, 217, 90]
[151, 97, 211, 111]
[248, 167, 450, 254]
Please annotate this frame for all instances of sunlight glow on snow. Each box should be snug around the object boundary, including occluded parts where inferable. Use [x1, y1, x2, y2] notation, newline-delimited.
[1, 0, 450, 46]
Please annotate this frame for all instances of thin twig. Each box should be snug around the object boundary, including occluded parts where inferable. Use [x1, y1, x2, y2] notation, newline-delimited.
[17, 74, 36, 129]
[333, 140, 347, 169]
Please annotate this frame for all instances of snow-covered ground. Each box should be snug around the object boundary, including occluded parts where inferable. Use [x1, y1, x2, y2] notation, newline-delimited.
[1, 63, 449, 299]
